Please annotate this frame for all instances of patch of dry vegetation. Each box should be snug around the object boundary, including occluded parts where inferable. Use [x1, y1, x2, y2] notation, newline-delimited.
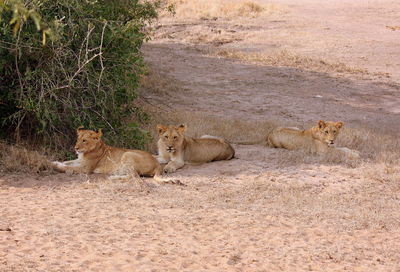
[215, 49, 390, 78]
[152, 1, 283, 46]
[341, 126, 400, 164]
[227, 179, 400, 230]
[138, 68, 187, 98]
[91, 178, 151, 196]
[160, 0, 280, 19]
[0, 142, 53, 173]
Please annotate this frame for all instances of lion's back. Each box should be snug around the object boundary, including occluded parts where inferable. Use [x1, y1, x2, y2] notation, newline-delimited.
[183, 137, 235, 163]
[268, 127, 312, 150]
[95, 147, 158, 176]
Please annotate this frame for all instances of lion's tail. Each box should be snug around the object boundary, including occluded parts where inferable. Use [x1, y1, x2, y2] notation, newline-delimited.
[233, 130, 275, 147]
[232, 139, 269, 146]
[232, 140, 262, 145]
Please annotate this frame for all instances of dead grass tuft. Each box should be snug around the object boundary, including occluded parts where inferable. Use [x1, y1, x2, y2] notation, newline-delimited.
[338, 127, 400, 164]
[215, 49, 390, 78]
[0, 142, 54, 173]
[93, 178, 151, 197]
[364, 163, 400, 184]
[138, 68, 187, 98]
[160, 0, 280, 19]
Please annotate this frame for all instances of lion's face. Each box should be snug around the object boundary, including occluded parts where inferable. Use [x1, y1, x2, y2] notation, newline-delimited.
[74, 128, 103, 154]
[157, 124, 186, 153]
[316, 120, 343, 147]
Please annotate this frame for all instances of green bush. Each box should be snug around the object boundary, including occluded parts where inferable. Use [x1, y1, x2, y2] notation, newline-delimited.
[0, 0, 159, 154]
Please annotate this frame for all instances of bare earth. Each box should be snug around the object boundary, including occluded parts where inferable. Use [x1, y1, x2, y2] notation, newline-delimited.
[1, 1, 400, 271]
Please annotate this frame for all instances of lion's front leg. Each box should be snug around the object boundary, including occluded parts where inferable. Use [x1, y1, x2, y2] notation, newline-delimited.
[156, 155, 170, 164]
[52, 161, 67, 172]
[51, 159, 89, 174]
[335, 147, 360, 159]
[163, 157, 185, 173]
[156, 149, 170, 164]
[313, 141, 329, 154]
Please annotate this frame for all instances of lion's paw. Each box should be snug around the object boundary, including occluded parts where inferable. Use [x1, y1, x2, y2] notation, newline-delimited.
[52, 161, 64, 168]
[163, 164, 177, 173]
[347, 150, 360, 160]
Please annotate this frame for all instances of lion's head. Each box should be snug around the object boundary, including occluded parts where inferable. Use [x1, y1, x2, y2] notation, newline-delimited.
[316, 120, 343, 147]
[156, 124, 186, 153]
[74, 127, 103, 154]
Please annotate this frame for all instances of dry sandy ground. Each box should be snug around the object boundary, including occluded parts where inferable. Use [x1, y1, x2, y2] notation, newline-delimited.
[2, 0, 400, 271]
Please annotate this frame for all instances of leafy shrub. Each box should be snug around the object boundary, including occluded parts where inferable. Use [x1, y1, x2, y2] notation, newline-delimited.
[0, 0, 159, 155]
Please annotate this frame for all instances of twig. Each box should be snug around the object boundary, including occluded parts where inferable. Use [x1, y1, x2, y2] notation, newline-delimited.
[97, 21, 107, 93]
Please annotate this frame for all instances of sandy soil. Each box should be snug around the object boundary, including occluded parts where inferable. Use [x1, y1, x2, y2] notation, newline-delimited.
[2, 1, 400, 271]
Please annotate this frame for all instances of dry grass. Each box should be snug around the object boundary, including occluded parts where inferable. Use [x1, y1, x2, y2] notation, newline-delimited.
[160, 0, 281, 19]
[386, 25, 400, 31]
[340, 126, 400, 164]
[147, 110, 275, 142]
[90, 177, 152, 197]
[138, 68, 187, 98]
[214, 49, 390, 78]
[0, 142, 54, 173]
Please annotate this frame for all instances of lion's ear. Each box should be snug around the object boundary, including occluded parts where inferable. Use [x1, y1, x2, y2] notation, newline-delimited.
[318, 120, 326, 129]
[76, 126, 84, 134]
[335, 122, 344, 129]
[97, 128, 103, 137]
[177, 124, 186, 134]
[156, 124, 167, 135]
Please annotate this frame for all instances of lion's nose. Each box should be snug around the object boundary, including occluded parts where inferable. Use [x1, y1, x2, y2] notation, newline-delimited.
[329, 140, 334, 144]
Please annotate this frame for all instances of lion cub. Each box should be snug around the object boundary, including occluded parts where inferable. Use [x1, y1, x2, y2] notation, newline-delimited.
[156, 124, 235, 173]
[52, 127, 163, 180]
[268, 120, 359, 158]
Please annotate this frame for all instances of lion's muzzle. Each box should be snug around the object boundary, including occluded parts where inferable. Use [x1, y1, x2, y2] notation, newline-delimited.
[327, 140, 335, 147]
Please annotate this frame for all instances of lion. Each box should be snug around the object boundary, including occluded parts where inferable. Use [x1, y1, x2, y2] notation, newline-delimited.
[267, 120, 359, 158]
[156, 124, 235, 173]
[52, 127, 164, 181]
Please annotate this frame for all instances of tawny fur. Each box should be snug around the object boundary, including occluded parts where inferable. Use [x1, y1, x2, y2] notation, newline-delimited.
[268, 120, 359, 158]
[156, 124, 235, 173]
[52, 128, 163, 180]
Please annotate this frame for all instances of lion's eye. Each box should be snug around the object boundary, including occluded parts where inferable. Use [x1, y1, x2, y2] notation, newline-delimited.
[82, 140, 86, 143]
[325, 131, 328, 134]
[173, 136, 177, 140]
[164, 135, 169, 139]
[333, 130, 336, 134]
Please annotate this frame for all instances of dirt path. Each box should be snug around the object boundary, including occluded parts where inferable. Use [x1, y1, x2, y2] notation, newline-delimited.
[2, 1, 400, 271]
